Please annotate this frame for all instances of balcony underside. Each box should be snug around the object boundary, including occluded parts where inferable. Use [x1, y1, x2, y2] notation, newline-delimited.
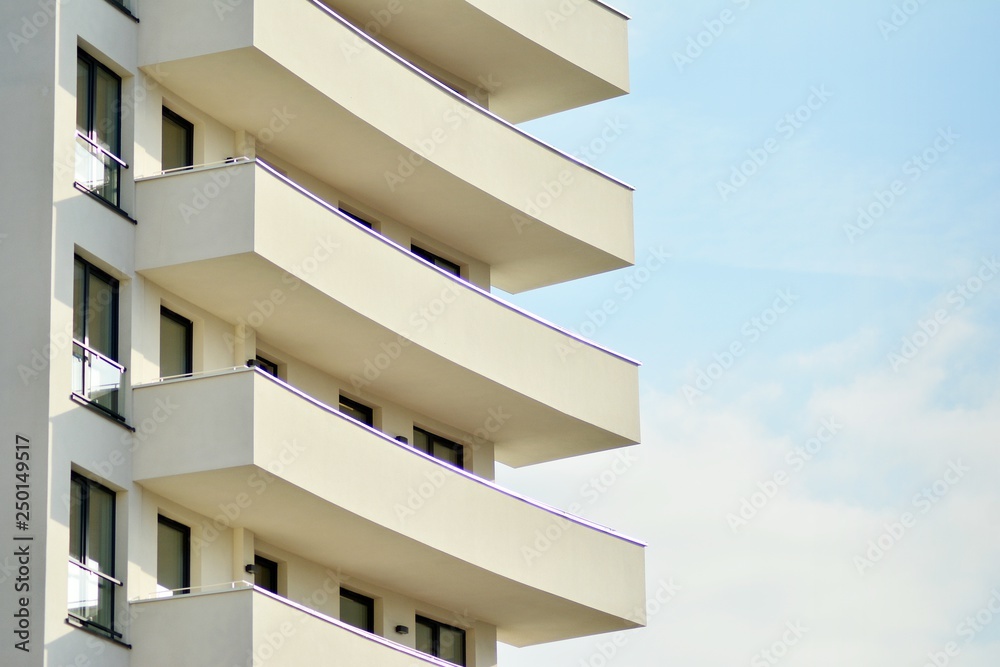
[132, 371, 646, 647]
[138, 0, 634, 293]
[136, 162, 640, 466]
[322, 0, 631, 122]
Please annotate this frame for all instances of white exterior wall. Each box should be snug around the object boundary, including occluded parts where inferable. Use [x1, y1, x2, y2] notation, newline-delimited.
[0, 0, 639, 664]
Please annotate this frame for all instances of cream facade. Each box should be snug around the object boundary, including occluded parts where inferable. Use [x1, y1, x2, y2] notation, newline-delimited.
[0, 0, 644, 665]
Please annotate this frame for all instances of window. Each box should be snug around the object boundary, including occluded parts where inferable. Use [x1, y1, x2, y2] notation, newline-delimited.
[76, 50, 123, 207]
[162, 107, 194, 172]
[339, 395, 374, 428]
[73, 256, 124, 418]
[254, 555, 279, 594]
[251, 355, 279, 378]
[340, 588, 375, 633]
[156, 516, 190, 595]
[160, 307, 193, 378]
[413, 427, 464, 470]
[411, 245, 462, 278]
[338, 207, 374, 230]
[416, 615, 466, 666]
[68, 473, 120, 638]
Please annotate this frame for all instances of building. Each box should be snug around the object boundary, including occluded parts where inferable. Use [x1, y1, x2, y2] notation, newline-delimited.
[0, 0, 644, 665]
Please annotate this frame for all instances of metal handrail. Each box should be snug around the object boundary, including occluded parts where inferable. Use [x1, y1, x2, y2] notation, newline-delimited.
[73, 338, 126, 373]
[307, 0, 635, 191]
[69, 556, 123, 587]
[592, 0, 631, 19]
[132, 583, 459, 667]
[136, 366, 647, 548]
[158, 156, 253, 177]
[253, 159, 641, 367]
[76, 131, 129, 169]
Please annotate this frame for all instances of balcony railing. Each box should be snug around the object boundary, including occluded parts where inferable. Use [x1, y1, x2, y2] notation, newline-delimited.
[75, 132, 127, 207]
[130, 582, 457, 666]
[72, 339, 126, 420]
[68, 558, 122, 639]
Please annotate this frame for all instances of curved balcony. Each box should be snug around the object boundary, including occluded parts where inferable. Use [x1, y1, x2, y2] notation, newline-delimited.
[130, 584, 452, 666]
[138, 0, 634, 293]
[320, 0, 631, 122]
[132, 369, 646, 646]
[135, 161, 640, 466]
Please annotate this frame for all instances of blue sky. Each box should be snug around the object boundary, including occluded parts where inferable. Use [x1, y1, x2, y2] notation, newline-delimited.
[496, 2, 1000, 664]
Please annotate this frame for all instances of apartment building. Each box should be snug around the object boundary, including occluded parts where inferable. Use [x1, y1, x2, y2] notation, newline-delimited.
[0, 0, 644, 665]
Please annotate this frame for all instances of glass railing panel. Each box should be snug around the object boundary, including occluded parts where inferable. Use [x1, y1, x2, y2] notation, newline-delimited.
[75, 133, 123, 207]
[72, 340, 125, 418]
[68, 559, 119, 637]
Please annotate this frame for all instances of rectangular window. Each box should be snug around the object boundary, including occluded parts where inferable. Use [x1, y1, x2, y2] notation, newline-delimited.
[160, 307, 193, 378]
[416, 615, 466, 666]
[162, 107, 194, 172]
[339, 395, 374, 428]
[340, 588, 375, 633]
[76, 50, 123, 207]
[338, 207, 374, 230]
[411, 245, 462, 278]
[73, 256, 124, 418]
[156, 516, 190, 595]
[254, 555, 279, 594]
[68, 473, 120, 638]
[413, 427, 464, 470]
[251, 355, 279, 378]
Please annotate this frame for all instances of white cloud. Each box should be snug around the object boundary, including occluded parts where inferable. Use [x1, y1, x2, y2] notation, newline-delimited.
[499, 313, 1000, 666]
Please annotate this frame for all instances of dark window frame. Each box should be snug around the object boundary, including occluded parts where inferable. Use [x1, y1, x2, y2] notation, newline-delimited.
[413, 427, 465, 470]
[250, 355, 279, 378]
[338, 207, 375, 230]
[339, 395, 375, 428]
[77, 49, 124, 208]
[75, 256, 120, 361]
[159, 306, 193, 377]
[73, 255, 124, 420]
[411, 245, 462, 278]
[156, 515, 191, 594]
[68, 472, 121, 639]
[161, 106, 194, 172]
[339, 587, 375, 633]
[104, 0, 139, 21]
[416, 614, 466, 666]
[253, 555, 279, 594]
